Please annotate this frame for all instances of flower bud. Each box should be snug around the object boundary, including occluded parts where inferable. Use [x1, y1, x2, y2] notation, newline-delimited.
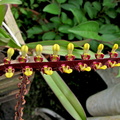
[21, 45, 28, 57]
[35, 44, 43, 56]
[52, 44, 60, 55]
[7, 48, 14, 60]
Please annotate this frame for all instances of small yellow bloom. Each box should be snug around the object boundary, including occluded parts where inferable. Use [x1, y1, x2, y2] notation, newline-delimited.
[83, 43, 90, 53]
[7, 48, 14, 60]
[97, 44, 104, 54]
[5, 67, 14, 78]
[23, 66, 33, 76]
[21, 45, 28, 57]
[67, 43, 74, 54]
[52, 44, 60, 55]
[62, 65, 73, 74]
[111, 44, 118, 53]
[35, 44, 43, 56]
[43, 66, 53, 75]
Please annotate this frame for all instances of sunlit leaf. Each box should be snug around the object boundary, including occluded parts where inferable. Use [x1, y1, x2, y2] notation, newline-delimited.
[0, 4, 8, 26]
[43, 3, 60, 15]
[69, 21, 101, 40]
[0, 0, 22, 5]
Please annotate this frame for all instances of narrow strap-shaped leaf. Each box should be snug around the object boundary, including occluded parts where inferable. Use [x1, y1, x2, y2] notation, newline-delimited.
[41, 56, 86, 120]
[51, 72, 86, 120]
[41, 73, 82, 120]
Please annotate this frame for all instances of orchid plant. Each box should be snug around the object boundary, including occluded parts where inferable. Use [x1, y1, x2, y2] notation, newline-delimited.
[1, 42, 120, 120]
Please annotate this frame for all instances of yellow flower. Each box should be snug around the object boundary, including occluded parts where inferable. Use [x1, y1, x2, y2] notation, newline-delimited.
[7, 48, 14, 60]
[35, 44, 43, 56]
[21, 45, 28, 57]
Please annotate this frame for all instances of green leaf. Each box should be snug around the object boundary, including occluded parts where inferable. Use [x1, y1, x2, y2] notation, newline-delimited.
[41, 57, 87, 120]
[84, 2, 95, 19]
[56, 0, 66, 4]
[68, 0, 83, 8]
[99, 24, 119, 34]
[7, 39, 21, 48]
[68, 33, 74, 40]
[92, 1, 101, 11]
[42, 31, 56, 40]
[105, 9, 117, 18]
[70, 8, 87, 23]
[50, 17, 61, 24]
[27, 26, 43, 38]
[61, 3, 76, 11]
[0, 5, 8, 26]
[58, 25, 71, 33]
[41, 73, 83, 120]
[43, 3, 60, 15]
[0, 0, 22, 5]
[103, 0, 117, 8]
[69, 21, 101, 40]
[61, 12, 67, 23]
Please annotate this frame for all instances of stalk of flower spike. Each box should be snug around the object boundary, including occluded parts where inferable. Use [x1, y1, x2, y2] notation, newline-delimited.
[95, 44, 104, 59]
[81, 43, 91, 60]
[18, 45, 28, 63]
[15, 75, 31, 120]
[4, 48, 14, 64]
[34, 44, 43, 62]
[65, 43, 75, 61]
[50, 44, 60, 62]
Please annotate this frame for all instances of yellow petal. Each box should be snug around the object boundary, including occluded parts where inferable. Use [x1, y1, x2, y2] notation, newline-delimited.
[84, 67, 91, 71]
[100, 65, 107, 69]
[52, 44, 60, 55]
[35, 44, 43, 56]
[45, 70, 53, 75]
[21, 45, 28, 57]
[64, 69, 73, 74]
[7, 48, 14, 60]
[5, 72, 14, 78]
[97, 44, 104, 53]
[114, 63, 120, 67]
[24, 71, 33, 76]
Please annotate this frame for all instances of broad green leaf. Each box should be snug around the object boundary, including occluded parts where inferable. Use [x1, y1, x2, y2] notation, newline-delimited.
[43, 3, 60, 15]
[105, 9, 117, 18]
[50, 17, 61, 24]
[0, 0, 22, 5]
[0, 38, 10, 46]
[68, 0, 83, 8]
[92, 1, 101, 11]
[58, 25, 71, 33]
[42, 31, 56, 40]
[103, 0, 117, 8]
[56, 0, 66, 3]
[0, 5, 8, 26]
[70, 8, 87, 23]
[61, 3, 76, 11]
[68, 33, 74, 40]
[69, 21, 101, 40]
[84, 2, 96, 19]
[61, 12, 68, 23]
[68, 0, 80, 9]
[27, 26, 43, 38]
[99, 24, 119, 34]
